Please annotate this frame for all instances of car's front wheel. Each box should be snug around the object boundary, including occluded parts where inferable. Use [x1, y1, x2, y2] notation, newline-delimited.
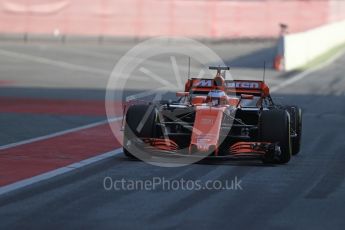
[260, 109, 292, 164]
[123, 104, 157, 159]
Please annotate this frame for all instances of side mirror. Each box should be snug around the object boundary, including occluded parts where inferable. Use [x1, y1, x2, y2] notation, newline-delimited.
[176, 92, 190, 97]
[241, 94, 254, 100]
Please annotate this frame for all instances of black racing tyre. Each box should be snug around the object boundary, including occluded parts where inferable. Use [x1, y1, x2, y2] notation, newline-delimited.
[293, 107, 302, 155]
[123, 104, 157, 159]
[283, 105, 302, 155]
[260, 109, 292, 164]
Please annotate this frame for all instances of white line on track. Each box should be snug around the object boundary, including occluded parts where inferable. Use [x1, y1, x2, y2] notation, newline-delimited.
[0, 148, 123, 196]
[0, 48, 147, 82]
[0, 48, 110, 76]
[0, 117, 122, 151]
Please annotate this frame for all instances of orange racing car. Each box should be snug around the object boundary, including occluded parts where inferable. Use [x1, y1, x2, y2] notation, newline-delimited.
[123, 66, 302, 164]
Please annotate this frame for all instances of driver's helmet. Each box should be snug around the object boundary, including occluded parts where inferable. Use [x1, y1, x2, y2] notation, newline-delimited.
[206, 90, 227, 106]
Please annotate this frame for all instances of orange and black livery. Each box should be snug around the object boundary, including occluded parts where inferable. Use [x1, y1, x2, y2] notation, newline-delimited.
[123, 66, 302, 164]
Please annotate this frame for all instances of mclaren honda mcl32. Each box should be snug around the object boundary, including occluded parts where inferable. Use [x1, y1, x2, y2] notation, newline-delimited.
[123, 66, 302, 164]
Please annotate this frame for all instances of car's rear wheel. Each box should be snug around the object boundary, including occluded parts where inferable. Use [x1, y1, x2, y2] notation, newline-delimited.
[124, 104, 157, 159]
[293, 107, 302, 155]
[260, 110, 292, 164]
[284, 105, 302, 155]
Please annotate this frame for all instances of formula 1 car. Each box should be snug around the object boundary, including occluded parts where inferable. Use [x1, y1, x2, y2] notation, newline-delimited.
[123, 66, 302, 164]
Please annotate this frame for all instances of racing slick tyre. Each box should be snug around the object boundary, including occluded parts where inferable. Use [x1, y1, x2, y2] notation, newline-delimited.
[123, 104, 157, 159]
[260, 110, 292, 164]
[283, 105, 302, 155]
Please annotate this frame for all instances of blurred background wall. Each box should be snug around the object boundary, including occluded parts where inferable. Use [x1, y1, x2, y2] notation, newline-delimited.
[1, 0, 345, 39]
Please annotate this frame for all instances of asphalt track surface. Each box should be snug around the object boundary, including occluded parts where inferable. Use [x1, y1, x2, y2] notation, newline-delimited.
[1, 40, 345, 229]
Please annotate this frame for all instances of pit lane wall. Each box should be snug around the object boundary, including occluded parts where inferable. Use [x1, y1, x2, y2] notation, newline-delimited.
[282, 20, 345, 71]
[1, 0, 345, 39]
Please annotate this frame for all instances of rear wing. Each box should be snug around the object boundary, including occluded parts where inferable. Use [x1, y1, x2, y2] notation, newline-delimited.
[187, 78, 269, 97]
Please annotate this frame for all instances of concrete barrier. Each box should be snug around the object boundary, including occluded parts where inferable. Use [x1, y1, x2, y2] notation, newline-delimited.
[282, 20, 345, 71]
